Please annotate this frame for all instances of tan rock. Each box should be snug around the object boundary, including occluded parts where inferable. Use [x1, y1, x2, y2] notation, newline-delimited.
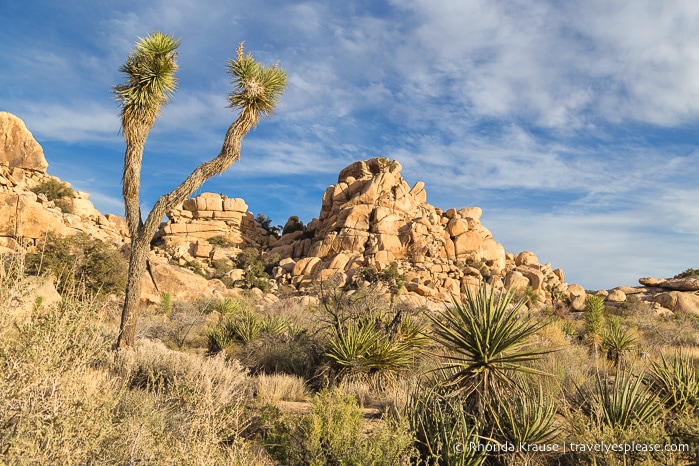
[292, 256, 322, 276]
[446, 218, 469, 237]
[458, 207, 482, 222]
[606, 289, 627, 303]
[0, 192, 70, 238]
[0, 112, 49, 172]
[515, 251, 538, 266]
[504, 271, 530, 291]
[568, 284, 587, 311]
[519, 267, 545, 291]
[657, 277, 699, 292]
[653, 291, 699, 314]
[223, 197, 248, 212]
[639, 277, 661, 286]
[328, 252, 350, 270]
[149, 262, 211, 302]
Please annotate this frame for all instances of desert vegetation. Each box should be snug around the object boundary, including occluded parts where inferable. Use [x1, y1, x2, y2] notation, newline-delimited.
[2, 250, 699, 465]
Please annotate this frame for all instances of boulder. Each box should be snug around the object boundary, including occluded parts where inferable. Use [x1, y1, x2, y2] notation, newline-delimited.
[515, 251, 538, 266]
[657, 277, 699, 292]
[0, 112, 49, 172]
[653, 291, 699, 314]
[568, 284, 587, 311]
[148, 262, 212, 302]
[606, 289, 627, 303]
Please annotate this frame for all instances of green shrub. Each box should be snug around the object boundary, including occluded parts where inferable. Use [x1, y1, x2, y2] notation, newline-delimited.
[233, 248, 279, 292]
[159, 291, 173, 314]
[31, 178, 74, 201]
[648, 351, 699, 413]
[207, 235, 236, 247]
[265, 388, 416, 465]
[25, 232, 127, 295]
[674, 267, 699, 278]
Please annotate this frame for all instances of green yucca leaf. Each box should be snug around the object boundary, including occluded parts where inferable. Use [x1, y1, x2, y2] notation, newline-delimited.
[580, 366, 662, 429]
[428, 283, 556, 401]
[227, 43, 287, 125]
[495, 385, 558, 446]
[113, 30, 180, 121]
[648, 351, 699, 413]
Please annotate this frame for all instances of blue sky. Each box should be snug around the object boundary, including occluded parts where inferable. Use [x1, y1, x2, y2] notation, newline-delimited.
[2, 0, 699, 290]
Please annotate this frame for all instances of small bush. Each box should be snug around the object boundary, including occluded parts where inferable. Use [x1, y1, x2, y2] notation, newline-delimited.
[31, 178, 74, 201]
[207, 235, 236, 247]
[674, 267, 699, 278]
[265, 388, 416, 465]
[25, 232, 127, 295]
[254, 373, 308, 404]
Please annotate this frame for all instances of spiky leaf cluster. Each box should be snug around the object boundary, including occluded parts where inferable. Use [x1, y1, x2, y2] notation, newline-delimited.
[429, 284, 554, 401]
[113, 31, 180, 122]
[228, 42, 287, 125]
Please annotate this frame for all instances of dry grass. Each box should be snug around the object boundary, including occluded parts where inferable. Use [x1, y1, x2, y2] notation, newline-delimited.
[254, 373, 309, 404]
[0, 260, 272, 465]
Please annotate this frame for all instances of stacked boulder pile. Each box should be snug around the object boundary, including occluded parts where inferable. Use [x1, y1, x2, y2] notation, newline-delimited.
[263, 157, 572, 305]
[156, 193, 274, 265]
[0, 111, 127, 253]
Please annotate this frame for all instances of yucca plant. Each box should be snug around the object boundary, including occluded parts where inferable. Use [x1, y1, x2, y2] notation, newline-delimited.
[227, 310, 264, 343]
[648, 351, 699, 413]
[325, 316, 425, 390]
[494, 384, 558, 465]
[584, 295, 606, 355]
[405, 385, 486, 466]
[428, 283, 555, 414]
[601, 317, 637, 366]
[581, 366, 662, 429]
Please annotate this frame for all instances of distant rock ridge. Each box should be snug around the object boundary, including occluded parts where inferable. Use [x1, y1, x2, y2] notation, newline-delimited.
[2, 111, 697, 315]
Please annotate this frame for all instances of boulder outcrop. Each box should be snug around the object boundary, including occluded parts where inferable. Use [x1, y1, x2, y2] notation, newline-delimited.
[263, 157, 572, 304]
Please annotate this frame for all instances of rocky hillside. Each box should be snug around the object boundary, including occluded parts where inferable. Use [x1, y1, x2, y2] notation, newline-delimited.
[2, 111, 698, 315]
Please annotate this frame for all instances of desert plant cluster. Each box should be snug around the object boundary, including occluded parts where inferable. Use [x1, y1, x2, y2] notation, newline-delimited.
[2, 244, 699, 466]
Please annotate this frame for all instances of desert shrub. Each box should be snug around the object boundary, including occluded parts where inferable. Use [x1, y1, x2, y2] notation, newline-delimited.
[25, 232, 127, 295]
[31, 179, 75, 214]
[31, 178, 74, 201]
[209, 257, 234, 279]
[233, 248, 280, 292]
[264, 388, 416, 465]
[358, 262, 406, 297]
[207, 234, 236, 247]
[674, 267, 699, 278]
[182, 259, 205, 276]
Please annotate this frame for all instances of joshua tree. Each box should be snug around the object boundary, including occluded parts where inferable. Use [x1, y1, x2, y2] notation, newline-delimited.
[113, 31, 286, 348]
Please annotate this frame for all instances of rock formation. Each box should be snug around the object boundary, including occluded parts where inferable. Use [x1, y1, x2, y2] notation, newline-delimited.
[0, 112, 127, 252]
[262, 157, 570, 305]
[2, 111, 697, 315]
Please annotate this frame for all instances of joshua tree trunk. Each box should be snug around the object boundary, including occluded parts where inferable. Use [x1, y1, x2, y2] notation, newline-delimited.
[115, 109, 256, 348]
[113, 35, 286, 348]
